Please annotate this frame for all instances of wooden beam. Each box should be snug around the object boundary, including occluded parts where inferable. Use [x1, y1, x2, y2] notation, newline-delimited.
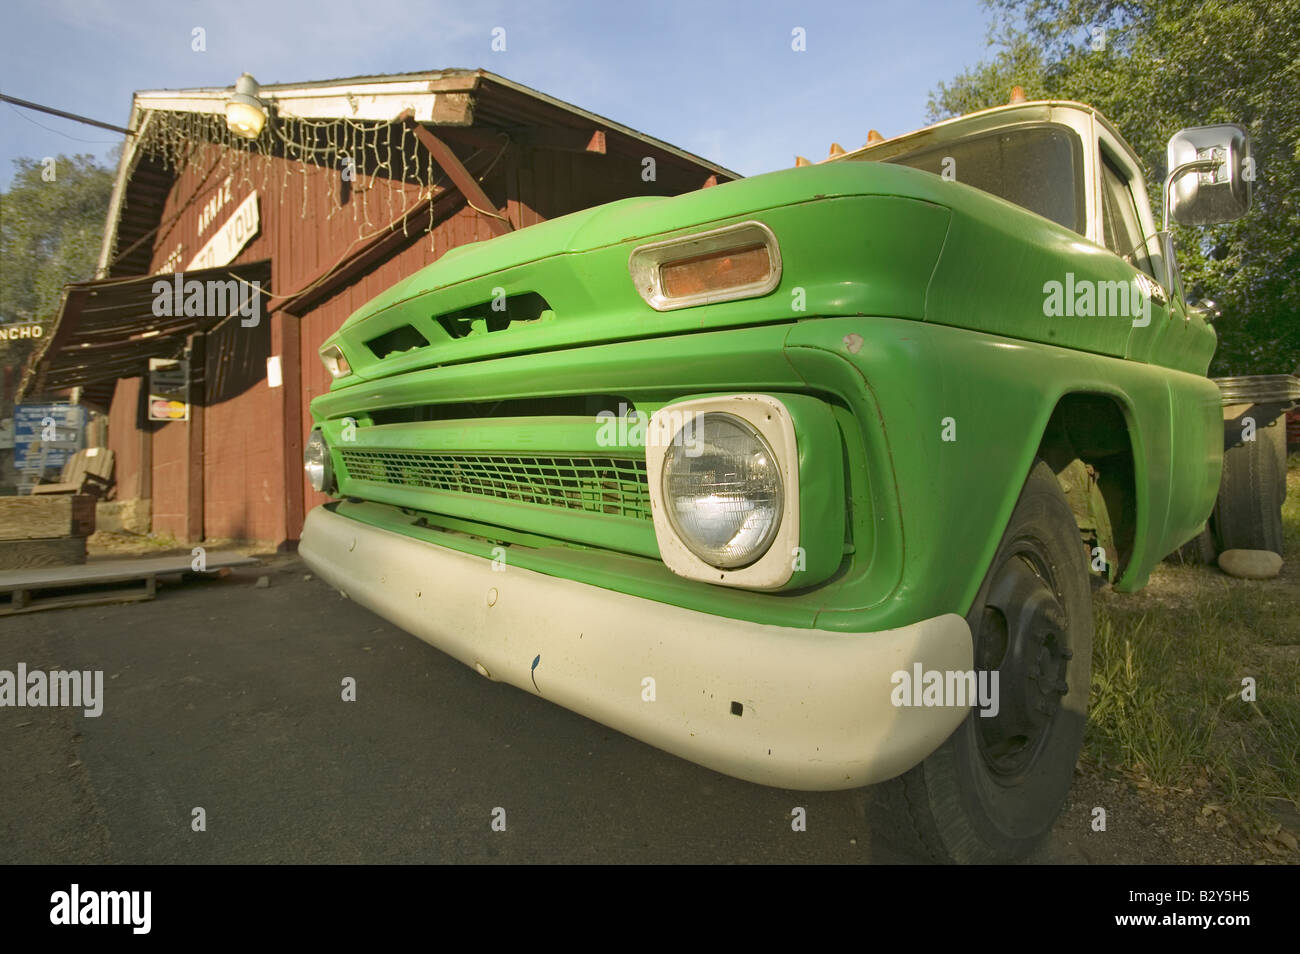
[430, 91, 474, 126]
[185, 333, 205, 544]
[426, 74, 482, 93]
[275, 313, 304, 547]
[520, 127, 606, 154]
[398, 110, 513, 235]
[435, 125, 514, 151]
[137, 379, 153, 502]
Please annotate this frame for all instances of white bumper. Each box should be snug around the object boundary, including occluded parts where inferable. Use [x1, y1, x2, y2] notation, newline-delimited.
[299, 506, 972, 790]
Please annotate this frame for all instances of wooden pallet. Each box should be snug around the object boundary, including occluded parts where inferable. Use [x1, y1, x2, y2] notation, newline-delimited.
[0, 551, 259, 616]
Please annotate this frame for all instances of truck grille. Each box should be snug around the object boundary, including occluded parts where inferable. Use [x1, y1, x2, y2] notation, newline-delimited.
[339, 450, 652, 520]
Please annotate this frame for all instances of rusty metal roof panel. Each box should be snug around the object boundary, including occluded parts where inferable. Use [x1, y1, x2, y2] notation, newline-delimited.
[20, 261, 271, 398]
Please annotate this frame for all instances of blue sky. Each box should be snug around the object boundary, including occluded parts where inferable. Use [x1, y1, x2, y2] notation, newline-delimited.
[0, 0, 999, 187]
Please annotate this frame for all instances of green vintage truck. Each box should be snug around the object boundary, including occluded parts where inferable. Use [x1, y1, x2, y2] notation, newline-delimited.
[299, 98, 1254, 862]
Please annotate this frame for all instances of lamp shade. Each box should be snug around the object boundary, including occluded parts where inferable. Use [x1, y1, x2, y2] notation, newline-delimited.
[225, 73, 266, 139]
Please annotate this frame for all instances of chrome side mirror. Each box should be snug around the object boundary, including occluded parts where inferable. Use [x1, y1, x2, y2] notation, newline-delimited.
[1164, 124, 1252, 228]
[1185, 297, 1221, 322]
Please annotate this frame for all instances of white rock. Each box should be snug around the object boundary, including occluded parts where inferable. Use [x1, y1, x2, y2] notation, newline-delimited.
[1218, 549, 1283, 579]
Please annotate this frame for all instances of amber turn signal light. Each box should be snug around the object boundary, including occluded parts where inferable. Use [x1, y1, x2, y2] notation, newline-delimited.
[629, 221, 782, 311]
[320, 344, 351, 379]
[661, 243, 770, 299]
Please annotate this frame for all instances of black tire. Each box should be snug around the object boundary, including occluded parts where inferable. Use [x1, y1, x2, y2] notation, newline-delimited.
[870, 459, 1093, 863]
[1214, 408, 1286, 554]
[1168, 523, 1217, 566]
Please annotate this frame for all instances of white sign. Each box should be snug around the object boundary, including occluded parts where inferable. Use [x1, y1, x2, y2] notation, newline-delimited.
[187, 192, 259, 270]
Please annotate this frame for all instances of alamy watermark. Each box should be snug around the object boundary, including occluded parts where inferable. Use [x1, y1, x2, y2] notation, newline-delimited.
[152, 272, 261, 327]
[596, 402, 703, 456]
[50, 884, 150, 934]
[891, 664, 1000, 718]
[1042, 272, 1152, 327]
[0, 664, 103, 717]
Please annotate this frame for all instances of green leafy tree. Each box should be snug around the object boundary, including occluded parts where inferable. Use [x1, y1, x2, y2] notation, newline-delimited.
[929, 0, 1300, 375]
[0, 153, 115, 386]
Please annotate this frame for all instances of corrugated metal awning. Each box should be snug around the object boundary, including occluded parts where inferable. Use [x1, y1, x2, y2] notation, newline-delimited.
[19, 261, 271, 399]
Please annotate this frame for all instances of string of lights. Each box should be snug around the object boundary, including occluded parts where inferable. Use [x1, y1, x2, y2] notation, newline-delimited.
[136, 108, 438, 247]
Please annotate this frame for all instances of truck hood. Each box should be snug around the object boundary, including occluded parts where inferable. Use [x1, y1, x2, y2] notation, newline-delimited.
[341, 162, 914, 324]
[321, 161, 958, 384]
[319, 155, 1210, 388]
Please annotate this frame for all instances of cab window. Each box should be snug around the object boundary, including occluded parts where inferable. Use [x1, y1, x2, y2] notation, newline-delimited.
[881, 125, 1087, 234]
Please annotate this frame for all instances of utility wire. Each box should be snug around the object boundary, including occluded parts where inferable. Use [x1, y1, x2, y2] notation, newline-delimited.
[0, 93, 133, 135]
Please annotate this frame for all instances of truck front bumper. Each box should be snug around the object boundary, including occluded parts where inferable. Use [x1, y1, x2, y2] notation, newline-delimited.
[299, 505, 973, 790]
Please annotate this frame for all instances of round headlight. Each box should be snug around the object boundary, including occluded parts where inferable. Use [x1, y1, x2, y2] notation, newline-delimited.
[304, 429, 332, 493]
[661, 413, 783, 569]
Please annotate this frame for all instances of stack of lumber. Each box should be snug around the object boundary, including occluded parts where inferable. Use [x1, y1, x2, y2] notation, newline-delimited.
[0, 495, 96, 570]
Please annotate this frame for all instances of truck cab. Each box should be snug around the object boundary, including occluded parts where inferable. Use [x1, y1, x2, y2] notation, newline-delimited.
[840, 100, 1207, 370]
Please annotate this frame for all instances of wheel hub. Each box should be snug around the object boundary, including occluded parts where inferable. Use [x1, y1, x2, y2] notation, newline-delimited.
[974, 550, 1073, 780]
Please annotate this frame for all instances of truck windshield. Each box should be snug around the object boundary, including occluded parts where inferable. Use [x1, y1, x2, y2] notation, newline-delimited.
[878, 125, 1086, 235]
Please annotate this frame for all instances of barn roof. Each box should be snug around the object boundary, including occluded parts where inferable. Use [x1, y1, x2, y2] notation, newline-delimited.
[21, 69, 740, 405]
[96, 68, 740, 281]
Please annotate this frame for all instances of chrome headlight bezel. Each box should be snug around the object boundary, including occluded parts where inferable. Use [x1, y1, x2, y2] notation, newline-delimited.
[646, 395, 801, 590]
[304, 428, 333, 493]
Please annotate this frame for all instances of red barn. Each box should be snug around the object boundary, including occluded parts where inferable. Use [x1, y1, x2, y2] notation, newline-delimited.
[21, 69, 737, 546]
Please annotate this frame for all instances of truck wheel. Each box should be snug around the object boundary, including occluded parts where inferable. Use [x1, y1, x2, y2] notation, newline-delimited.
[877, 459, 1093, 863]
[1169, 524, 1217, 566]
[1214, 409, 1286, 554]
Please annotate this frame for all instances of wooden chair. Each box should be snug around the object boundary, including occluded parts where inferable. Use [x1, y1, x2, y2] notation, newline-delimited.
[31, 447, 115, 499]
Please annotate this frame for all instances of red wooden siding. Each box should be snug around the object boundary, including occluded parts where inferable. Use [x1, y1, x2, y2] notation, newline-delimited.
[149, 420, 188, 537]
[201, 317, 281, 541]
[106, 377, 143, 499]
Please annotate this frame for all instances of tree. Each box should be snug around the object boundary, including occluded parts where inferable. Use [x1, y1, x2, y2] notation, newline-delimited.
[0, 153, 115, 385]
[929, 0, 1300, 375]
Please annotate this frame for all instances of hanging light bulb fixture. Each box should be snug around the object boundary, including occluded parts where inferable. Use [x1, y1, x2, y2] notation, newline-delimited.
[225, 73, 267, 139]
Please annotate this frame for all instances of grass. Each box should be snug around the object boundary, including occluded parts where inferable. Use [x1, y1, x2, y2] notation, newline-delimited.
[1084, 452, 1300, 838]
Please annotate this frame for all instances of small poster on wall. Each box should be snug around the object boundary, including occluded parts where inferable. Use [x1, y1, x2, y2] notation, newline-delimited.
[12, 403, 86, 484]
[148, 357, 190, 421]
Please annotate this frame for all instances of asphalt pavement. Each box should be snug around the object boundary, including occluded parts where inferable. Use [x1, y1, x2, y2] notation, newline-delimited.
[1, 557, 1088, 864]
